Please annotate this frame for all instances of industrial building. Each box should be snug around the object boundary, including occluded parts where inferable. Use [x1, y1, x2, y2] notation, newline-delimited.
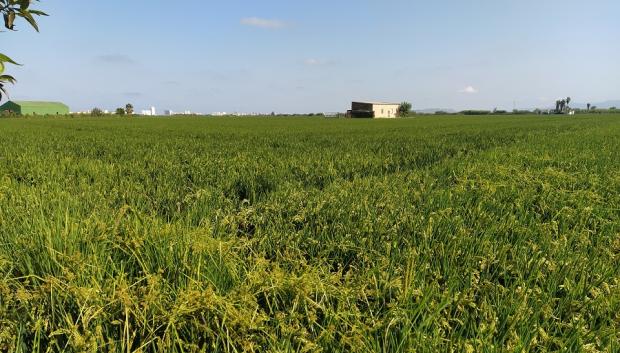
[141, 106, 157, 116]
[0, 101, 70, 115]
[347, 102, 400, 118]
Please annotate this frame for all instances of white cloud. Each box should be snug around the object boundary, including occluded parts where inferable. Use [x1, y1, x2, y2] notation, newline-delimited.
[240, 17, 286, 29]
[304, 58, 321, 66]
[94, 54, 135, 65]
[459, 86, 479, 94]
[304, 58, 337, 67]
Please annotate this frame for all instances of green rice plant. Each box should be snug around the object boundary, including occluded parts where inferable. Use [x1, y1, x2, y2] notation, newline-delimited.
[0, 114, 619, 352]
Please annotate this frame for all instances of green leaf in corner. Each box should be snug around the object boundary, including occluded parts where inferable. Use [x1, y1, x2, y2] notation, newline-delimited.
[28, 10, 48, 16]
[0, 75, 17, 84]
[4, 10, 16, 30]
[0, 53, 21, 65]
[19, 0, 31, 10]
[18, 10, 39, 32]
[0, 83, 6, 100]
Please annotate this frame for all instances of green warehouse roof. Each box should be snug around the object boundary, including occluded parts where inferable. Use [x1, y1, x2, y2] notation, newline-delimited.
[0, 100, 70, 115]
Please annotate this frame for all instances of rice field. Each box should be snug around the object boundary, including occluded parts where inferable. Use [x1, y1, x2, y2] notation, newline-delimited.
[0, 114, 619, 352]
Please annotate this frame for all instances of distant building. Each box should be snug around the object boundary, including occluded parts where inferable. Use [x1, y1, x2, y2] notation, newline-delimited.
[323, 112, 341, 118]
[0, 101, 70, 115]
[347, 101, 400, 118]
[140, 107, 157, 116]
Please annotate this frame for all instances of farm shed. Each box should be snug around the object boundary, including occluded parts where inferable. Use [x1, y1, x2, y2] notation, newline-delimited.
[347, 101, 400, 119]
[0, 101, 70, 115]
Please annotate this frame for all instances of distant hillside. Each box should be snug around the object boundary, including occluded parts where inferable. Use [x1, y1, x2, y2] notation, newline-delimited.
[415, 108, 457, 114]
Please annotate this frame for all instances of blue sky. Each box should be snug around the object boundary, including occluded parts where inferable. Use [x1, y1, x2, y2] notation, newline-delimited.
[2, 0, 619, 113]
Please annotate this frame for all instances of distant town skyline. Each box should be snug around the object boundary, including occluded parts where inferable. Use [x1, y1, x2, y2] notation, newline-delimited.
[2, 0, 620, 113]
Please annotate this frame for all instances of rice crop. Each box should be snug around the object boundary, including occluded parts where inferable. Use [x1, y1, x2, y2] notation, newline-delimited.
[0, 114, 618, 352]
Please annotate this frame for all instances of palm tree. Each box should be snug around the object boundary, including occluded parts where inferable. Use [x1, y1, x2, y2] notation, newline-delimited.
[125, 103, 134, 115]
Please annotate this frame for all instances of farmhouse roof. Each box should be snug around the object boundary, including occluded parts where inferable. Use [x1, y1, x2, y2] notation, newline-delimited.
[11, 101, 69, 107]
[353, 101, 400, 105]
